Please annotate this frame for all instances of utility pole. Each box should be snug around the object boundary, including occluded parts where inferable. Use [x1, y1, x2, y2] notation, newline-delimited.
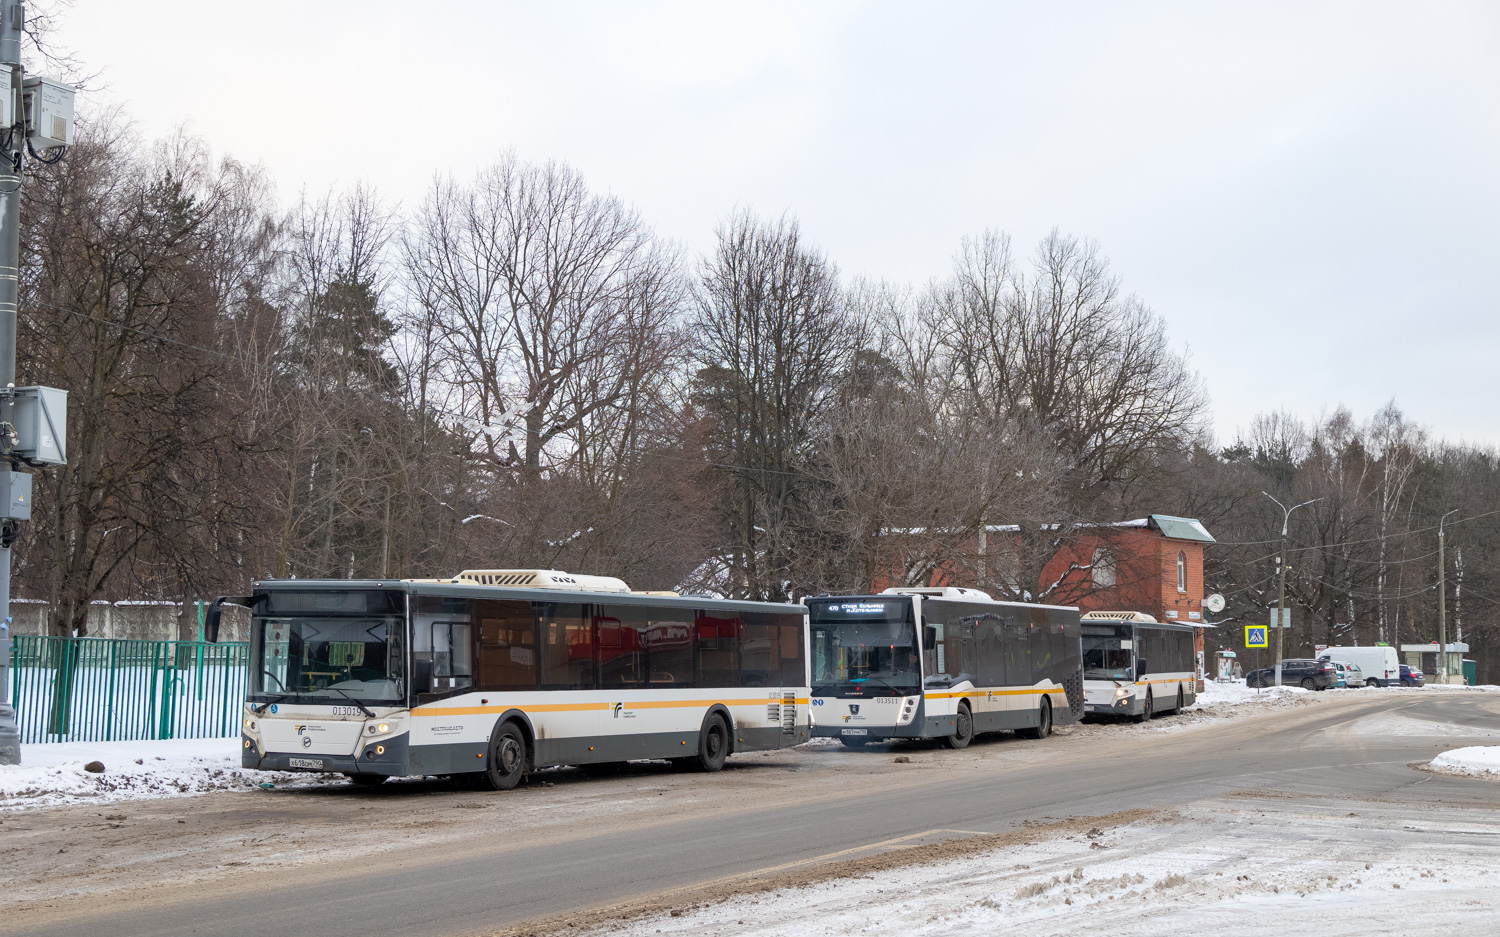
[1262, 492, 1321, 688]
[0, 0, 24, 766]
[0, 1, 73, 765]
[1437, 509, 1457, 685]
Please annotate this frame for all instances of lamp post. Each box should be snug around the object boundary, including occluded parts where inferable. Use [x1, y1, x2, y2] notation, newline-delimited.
[1437, 509, 1458, 685]
[1262, 492, 1322, 688]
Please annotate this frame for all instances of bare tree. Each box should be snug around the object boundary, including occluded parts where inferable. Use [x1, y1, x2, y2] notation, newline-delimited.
[403, 154, 686, 570]
[688, 211, 865, 600]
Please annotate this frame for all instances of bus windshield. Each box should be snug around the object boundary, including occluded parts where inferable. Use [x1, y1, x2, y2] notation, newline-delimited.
[250, 590, 406, 703]
[808, 598, 921, 695]
[1082, 624, 1133, 680]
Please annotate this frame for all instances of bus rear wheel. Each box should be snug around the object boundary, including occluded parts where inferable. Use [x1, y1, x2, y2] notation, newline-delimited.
[1019, 697, 1052, 740]
[482, 721, 529, 791]
[944, 703, 973, 749]
[345, 773, 387, 787]
[1174, 687, 1185, 714]
[676, 713, 729, 772]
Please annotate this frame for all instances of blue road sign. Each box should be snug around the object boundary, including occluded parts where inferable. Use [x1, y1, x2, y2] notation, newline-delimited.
[1245, 625, 1268, 648]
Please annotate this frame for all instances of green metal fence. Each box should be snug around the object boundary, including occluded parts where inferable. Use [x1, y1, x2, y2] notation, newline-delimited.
[8, 636, 249, 744]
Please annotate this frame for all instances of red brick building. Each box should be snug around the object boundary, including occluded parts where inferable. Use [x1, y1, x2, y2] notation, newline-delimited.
[872, 514, 1215, 622]
[871, 514, 1216, 686]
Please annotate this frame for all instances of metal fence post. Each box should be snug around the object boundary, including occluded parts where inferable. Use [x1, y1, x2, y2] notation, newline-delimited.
[0, 618, 17, 763]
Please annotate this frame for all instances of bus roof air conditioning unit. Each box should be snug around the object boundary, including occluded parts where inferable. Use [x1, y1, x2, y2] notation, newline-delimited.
[451, 569, 632, 594]
[1081, 610, 1159, 623]
[880, 586, 994, 601]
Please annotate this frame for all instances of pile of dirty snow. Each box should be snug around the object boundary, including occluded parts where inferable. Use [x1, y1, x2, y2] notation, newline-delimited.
[0, 737, 338, 810]
[1191, 680, 1311, 708]
[1430, 746, 1500, 779]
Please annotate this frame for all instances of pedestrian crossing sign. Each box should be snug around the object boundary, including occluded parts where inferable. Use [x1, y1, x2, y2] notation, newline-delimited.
[1245, 625, 1268, 648]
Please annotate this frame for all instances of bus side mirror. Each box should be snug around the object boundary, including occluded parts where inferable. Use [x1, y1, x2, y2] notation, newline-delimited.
[205, 595, 255, 643]
[1136, 657, 1148, 676]
[922, 626, 937, 651]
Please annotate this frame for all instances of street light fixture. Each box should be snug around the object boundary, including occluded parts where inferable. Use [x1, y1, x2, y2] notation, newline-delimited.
[1262, 492, 1322, 688]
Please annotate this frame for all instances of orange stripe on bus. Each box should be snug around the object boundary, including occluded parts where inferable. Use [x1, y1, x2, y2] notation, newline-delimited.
[413, 697, 803, 717]
[924, 687, 1063, 700]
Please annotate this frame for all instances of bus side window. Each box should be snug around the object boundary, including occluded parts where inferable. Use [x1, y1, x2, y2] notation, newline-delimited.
[597, 606, 648, 688]
[740, 613, 779, 688]
[475, 599, 536, 691]
[1029, 610, 1052, 684]
[975, 614, 1006, 688]
[649, 617, 694, 686]
[778, 617, 805, 686]
[696, 613, 740, 686]
[413, 595, 472, 699]
[432, 621, 473, 690]
[539, 603, 592, 690]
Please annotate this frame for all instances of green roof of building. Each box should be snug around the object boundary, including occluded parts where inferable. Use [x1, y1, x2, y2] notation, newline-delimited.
[1149, 514, 1215, 543]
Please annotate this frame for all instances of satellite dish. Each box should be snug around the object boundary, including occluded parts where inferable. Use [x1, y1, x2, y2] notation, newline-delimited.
[1204, 593, 1226, 614]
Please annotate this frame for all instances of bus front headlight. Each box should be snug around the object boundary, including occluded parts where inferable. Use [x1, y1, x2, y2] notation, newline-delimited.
[1114, 687, 1130, 698]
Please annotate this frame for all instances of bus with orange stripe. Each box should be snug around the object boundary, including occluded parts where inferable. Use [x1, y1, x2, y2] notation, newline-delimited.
[212, 569, 810, 789]
[807, 589, 1083, 748]
[1080, 611, 1197, 721]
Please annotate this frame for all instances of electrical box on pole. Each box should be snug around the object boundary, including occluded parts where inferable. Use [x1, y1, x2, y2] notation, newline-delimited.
[21, 75, 73, 149]
[9, 385, 66, 465]
[0, 470, 27, 520]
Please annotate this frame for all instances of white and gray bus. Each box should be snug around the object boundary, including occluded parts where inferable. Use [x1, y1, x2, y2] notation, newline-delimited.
[807, 588, 1083, 748]
[1080, 611, 1197, 721]
[208, 569, 810, 789]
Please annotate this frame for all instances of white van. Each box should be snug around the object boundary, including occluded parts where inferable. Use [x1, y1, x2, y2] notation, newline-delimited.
[1317, 646, 1399, 687]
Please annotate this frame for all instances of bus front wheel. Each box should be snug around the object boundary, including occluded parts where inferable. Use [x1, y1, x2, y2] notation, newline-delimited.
[1133, 691, 1153, 723]
[482, 721, 529, 791]
[944, 703, 973, 749]
[1019, 697, 1052, 740]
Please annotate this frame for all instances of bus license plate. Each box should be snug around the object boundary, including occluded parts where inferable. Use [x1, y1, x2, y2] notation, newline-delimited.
[841, 729, 868, 736]
[289, 757, 325, 769]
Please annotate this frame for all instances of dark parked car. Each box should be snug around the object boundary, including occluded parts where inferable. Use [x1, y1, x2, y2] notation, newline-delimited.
[1245, 658, 1338, 690]
[1399, 664, 1425, 687]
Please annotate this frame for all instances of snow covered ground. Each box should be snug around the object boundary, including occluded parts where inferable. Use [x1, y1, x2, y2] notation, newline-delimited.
[595, 801, 1500, 937]
[1430, 745, 1500, 778]
[3, 681, 1492, 811]
[0, 737, 337, 810]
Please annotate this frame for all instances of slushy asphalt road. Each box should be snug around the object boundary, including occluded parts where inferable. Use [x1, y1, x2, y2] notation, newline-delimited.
[3, 691, 1496, 937]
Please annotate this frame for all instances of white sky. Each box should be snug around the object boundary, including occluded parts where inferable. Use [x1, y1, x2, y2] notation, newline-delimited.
[53, 0, 1500, 445]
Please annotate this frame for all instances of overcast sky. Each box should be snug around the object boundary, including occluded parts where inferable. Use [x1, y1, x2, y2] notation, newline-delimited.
[54, 1, 1500, 445]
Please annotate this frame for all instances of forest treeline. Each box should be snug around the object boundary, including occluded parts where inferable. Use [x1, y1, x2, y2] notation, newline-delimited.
[16, 126, 1500, 679]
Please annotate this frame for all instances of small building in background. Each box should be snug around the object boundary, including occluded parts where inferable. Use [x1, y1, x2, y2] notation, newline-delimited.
[1400, 642, 1470, 684]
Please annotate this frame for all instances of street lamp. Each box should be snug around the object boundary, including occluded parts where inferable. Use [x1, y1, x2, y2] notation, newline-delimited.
[1262, 492, 1322, 688]
[1437, 509, 1458, 685]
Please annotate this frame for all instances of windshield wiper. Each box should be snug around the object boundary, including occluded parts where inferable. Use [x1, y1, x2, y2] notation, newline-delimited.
[253, 694, 289, 715]
[325, 686, 376, 717]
